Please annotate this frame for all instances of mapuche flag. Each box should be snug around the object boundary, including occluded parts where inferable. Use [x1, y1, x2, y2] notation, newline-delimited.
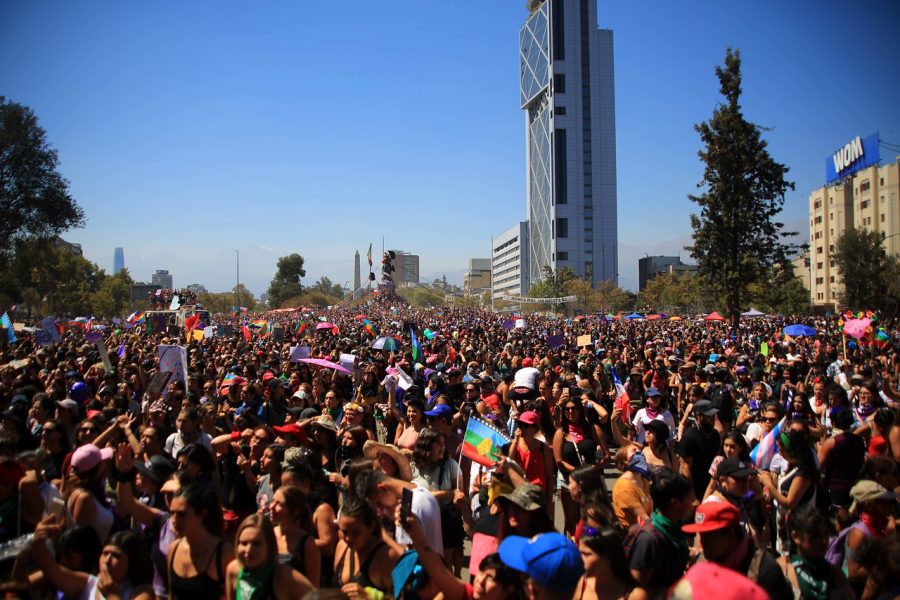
[462, 416, 510, 467]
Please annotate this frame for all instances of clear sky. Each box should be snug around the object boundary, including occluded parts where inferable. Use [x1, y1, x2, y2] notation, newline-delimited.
[3, 0, 899, 295]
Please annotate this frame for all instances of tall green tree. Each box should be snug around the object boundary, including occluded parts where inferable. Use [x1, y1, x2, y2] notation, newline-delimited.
[687, 49, 797, 329]
[528, 266, 577, 312]
[92, 268, 134, 317]
[0, 97, 86, 256]
[267, 253, 306, 308]
[310, 276, 345, 298]
[832, 227, 890, 309]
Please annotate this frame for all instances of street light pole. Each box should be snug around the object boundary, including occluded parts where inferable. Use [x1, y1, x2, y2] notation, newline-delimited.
[235, 249, 240, 313]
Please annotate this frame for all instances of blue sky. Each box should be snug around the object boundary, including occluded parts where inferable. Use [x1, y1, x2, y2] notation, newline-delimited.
[2, 0, 899, 295]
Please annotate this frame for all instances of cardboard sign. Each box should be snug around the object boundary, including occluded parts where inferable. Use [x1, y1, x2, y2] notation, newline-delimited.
[39, 317, 61, 344]
[515, 319, 526, 329]
[146, 371, 173, 397]
[339, 353, 356, 373]
[577, 334, 592, 347]
[157, 345, 188, 397]
[203, 326, 216, 339]
[96, 340, 113, 371]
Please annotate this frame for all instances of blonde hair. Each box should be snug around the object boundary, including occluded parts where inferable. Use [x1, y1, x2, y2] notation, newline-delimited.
[235, 514, 278, 567]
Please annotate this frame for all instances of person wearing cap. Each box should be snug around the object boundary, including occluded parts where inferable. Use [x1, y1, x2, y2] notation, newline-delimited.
[134, 454, 177, 510]
[677, 399, 721, 499]
[507, 410, 554, 508]
[668, 561, 768, 600]
[630, 387, 676, 448]
[424, 403, 463, 458]
[844, 479, 897, 591]
[67, 443, 116, 542]
[499, 531, 584, 600]
[611, 445, 653, 528]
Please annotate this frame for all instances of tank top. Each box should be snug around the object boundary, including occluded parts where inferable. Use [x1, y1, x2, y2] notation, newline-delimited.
[82, 574, 140, 600]
[824, 433, 865, 493]
[67, 490, 114, 543]
[510, 440, 548, 487]
[396, 426, 420, 451]
[330, 541, 386, 591]
[561, 432, 597, 481]
[168, 538, 225, 600]
[277, 533, 309, 575]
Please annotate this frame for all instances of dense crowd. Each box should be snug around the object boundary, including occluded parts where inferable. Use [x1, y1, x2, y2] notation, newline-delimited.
[0, 302, 897, 600]
[147, 289, 199, 310]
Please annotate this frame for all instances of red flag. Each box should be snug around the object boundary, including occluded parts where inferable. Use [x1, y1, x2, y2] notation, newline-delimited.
[331, 325, 340, 335]
[184, 314, 200, 331]
[242, 325, 252, 341]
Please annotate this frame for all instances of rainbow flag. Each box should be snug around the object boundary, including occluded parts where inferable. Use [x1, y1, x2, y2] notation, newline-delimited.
[126, 311, 144, 325]
[462, 417, 510, 467]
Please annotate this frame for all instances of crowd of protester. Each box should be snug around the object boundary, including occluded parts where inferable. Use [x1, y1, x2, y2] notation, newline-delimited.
[0, 301, 898, 599]
[147, 289, 199, 310]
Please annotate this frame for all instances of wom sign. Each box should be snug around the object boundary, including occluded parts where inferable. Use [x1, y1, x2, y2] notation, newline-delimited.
[826, 133, 880, 184]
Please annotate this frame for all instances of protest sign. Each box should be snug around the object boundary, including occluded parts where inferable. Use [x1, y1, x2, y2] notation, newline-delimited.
[339, 353, 356, 373]
[146, 371, 173, 397]
[96, 339, 113, 371]
[577, 334, 592, 347]
[158, 345, 188, 397]
[272, 327, 284, 342]
[515, 319, 526, 329]
[289, 346, 310, 362]
[546, 334, 566, 349]
[39, 317, 61, 345]
[204, 326, 216, 339]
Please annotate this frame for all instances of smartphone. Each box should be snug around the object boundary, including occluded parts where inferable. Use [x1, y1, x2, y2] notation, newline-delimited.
[400, 487, 413, 521]
[241, 444, 251, 458]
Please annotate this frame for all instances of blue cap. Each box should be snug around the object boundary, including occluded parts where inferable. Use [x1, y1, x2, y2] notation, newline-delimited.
[424, 404, 453, 418]
[646, 387, 662, 397]
[391, 550, 426, 595]
[499, 532, 583, 593]
[708, 353, 720, 362]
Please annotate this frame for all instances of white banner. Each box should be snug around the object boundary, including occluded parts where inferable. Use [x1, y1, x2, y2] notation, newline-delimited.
[501, 295, 577, 304]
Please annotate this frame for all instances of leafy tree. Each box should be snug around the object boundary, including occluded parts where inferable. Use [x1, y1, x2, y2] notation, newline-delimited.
[199, 284, 257, 314]
[746, 264, 810, 315]
[687, 49, 796, 329]
[595, 280, 637, 313]
[310, 276, 345, 298]
[528, 266, 577, 312]
[833, 227, 890, 309]
[267, 254, 306, 308]
[91, 268, 134, 317]
[0, 97, 86, 256]
[638, 272, 705, 314]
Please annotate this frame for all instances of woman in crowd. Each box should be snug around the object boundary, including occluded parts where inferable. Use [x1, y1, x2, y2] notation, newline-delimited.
[819, 407, 866, 521]
[610, 445, 652, 528]
[554, 397, 608, 535]
[412, 428, 465, 571]
[32, 516, 153, 600]
[576, 526, 648, 600]
[703, 429, 751, 500]
[779, 504, 853, 599]
[225, 513, 314, 600]
[507, 410, 555, 509]
[167, 484, 234, 600]
[270, 484, 322, 588]
[331, 494, 393, 596]
[757, 429, 819, 556]
[66, 443, 116, 542]
[393, 398, 427, 453]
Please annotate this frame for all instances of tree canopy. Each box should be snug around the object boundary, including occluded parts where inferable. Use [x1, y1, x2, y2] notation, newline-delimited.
[833, 227, 891, 309]
[0, 97, 85, 256]
[267, 253, 306, 308]
[687, 49, 797, 328]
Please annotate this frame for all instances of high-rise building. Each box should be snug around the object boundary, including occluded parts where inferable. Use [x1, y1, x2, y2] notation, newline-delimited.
[113, 247, 124, 275]
[492, 222, 530, 302]
[389, 250, 420, 285]
[809, 155, 900, 307]
[151, 269, 173, 289]
[520, 0, 617, 289]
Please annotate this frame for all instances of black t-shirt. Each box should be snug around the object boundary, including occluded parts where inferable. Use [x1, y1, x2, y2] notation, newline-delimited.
[629, 526, 688, 592]
[678, 425, 720, 498]
[739, 546, 793, 600]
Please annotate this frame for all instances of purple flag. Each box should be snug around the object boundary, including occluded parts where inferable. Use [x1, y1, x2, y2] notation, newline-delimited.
[546, 334, 566, 349]
[85, 331, 103, 344]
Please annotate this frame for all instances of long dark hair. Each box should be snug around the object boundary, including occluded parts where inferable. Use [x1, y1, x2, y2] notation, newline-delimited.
[581, 527, 637, 585]
[107, 530, 151, 585]
[173, 484, 223, 537]
[412, 428, 443, 470]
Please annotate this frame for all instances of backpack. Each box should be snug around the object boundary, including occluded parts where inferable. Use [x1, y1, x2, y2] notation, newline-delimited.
[824, 521, 867, 568]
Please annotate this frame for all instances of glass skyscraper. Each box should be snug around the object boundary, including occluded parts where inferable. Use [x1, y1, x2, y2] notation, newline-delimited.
[520, 0, 617, 288]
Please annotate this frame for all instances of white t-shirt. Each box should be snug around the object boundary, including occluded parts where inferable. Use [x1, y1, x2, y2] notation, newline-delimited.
[513, 367, 540, 390]
[165, 431, 212, 458]
[395, 484, 444, 556]
[632, 409, 676, 446]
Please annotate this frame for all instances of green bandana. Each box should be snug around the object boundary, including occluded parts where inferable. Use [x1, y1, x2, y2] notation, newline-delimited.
[236, 564, 276, 600]
[651, 510, 690, 563]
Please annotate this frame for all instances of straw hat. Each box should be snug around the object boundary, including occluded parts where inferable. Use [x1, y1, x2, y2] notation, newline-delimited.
[363, 440, 413, 481]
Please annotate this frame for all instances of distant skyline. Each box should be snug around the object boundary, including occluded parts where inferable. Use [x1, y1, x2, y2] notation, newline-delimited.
[2, 1, 898, 295]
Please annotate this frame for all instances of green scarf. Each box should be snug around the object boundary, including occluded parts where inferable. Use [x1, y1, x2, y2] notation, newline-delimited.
[236, 564, 276, 600]
[651, 510, 690, 563]
[790, 554, 830, 600]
